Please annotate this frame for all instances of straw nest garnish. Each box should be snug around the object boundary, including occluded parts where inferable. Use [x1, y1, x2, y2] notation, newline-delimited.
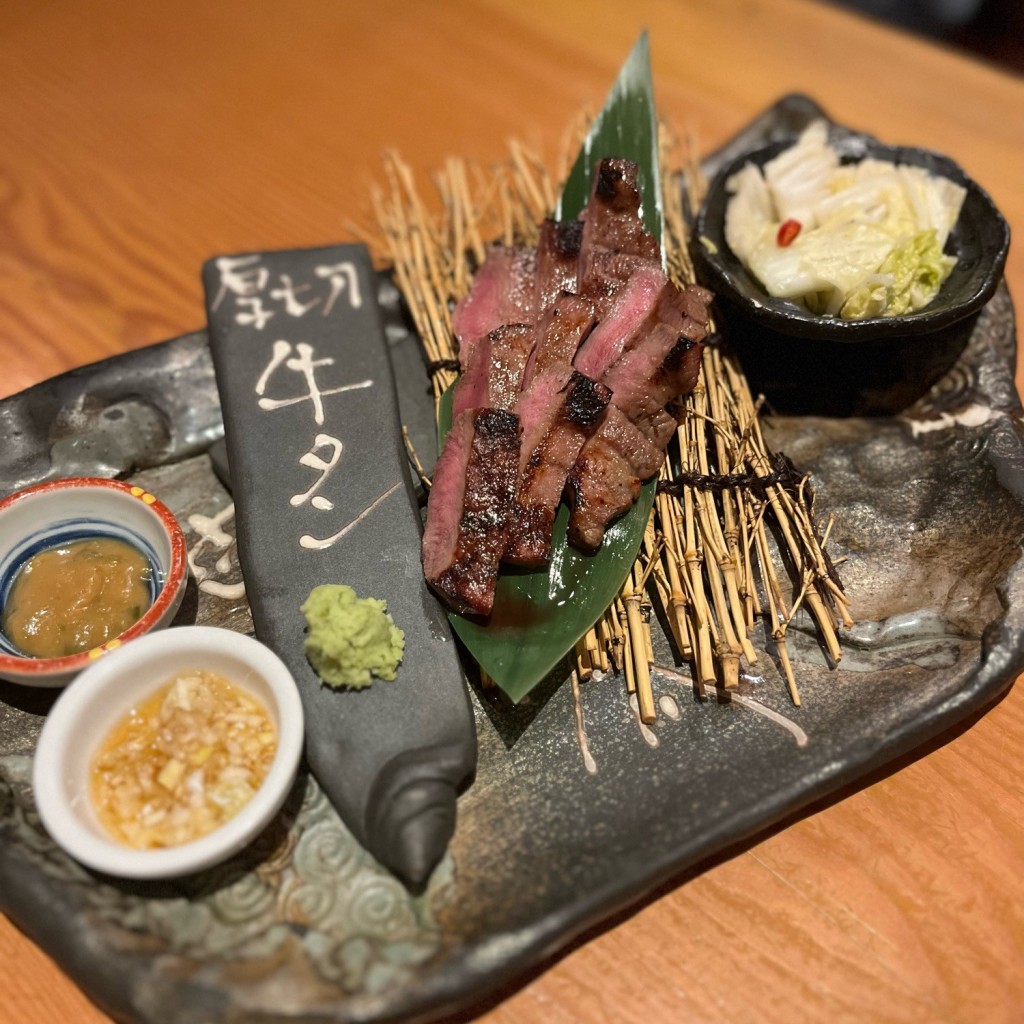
[366, 124, 851, 719]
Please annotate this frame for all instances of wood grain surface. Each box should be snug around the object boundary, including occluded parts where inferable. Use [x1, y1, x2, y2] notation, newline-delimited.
[2, 1, 1022, 1022]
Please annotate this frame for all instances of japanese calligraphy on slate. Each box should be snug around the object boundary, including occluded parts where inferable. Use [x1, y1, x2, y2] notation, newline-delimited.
[204, 244, 476, 887]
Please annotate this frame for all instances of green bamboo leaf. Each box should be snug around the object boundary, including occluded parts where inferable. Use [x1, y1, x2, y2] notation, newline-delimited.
[557, 30, 662, 238]
[441, 32, 661, 702]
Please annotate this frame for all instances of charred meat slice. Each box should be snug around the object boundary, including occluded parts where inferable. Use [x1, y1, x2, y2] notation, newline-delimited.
[577, 158, 661, 312]
[580, 159, 662, 260]
[535, 219, 583, 310]
[601, 321, 707, 426]
[565, 282, 713, 549]
[565, 406, 665, 552]
[578, 252, 659, 321]
[422, 408, 521, 617]
[680, 282, 715, 324]
[522, 293, 595, 388]
[595, 404, 665, 481]
[451, 323, 535, 418]
[452, 245, 537, 369]
[504, 367, 611, 567]
[632, 401, 681, 452]
[573, 264, 665, 379]
[565, 445, 641, 553]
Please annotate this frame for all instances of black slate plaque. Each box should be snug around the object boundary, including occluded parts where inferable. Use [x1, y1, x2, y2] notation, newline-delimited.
[203, 243, 476, 886]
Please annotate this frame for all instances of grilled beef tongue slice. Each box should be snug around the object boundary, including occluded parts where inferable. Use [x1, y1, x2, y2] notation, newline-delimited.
[204, 243, 476, 888]
[522, 293, 595, 389]
[577, 158, 662, 316]
[566, 282, 713, 550]
[600, 299, 709, 418]
[504, 366, 611, 567]
[451, 323, 535, 418]
[422, 407, 521, 615]
[534, 218, 583, 310]
[580, 158, 662, 261]
[565, 406, 665, 551]
[451, 245, 537, 370]
[573, 264, 666, 379]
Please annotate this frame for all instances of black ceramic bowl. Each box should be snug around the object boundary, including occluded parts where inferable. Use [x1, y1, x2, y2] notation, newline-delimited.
[693, 132, 1010, 341]
[691, 129, 1011, 415]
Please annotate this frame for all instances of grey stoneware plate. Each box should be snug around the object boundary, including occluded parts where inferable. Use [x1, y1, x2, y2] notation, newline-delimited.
[2, 96, 1023, 1024]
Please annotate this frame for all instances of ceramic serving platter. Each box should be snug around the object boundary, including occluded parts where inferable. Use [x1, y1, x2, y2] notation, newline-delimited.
[2, 96, 1023, 1024]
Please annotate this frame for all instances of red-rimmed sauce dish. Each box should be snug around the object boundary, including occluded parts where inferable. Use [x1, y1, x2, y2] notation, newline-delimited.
[0, 477, 188, 687]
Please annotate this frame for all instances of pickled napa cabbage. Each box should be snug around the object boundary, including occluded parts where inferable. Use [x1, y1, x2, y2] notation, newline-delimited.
[723, 121, 965, 320]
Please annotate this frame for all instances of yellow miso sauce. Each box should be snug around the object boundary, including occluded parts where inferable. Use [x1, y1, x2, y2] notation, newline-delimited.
[2, 536, 153, 657]
[90, 670, 278, 849]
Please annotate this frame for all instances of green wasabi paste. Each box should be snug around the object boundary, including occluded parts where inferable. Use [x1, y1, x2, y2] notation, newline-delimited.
[301, 584, 404, 689]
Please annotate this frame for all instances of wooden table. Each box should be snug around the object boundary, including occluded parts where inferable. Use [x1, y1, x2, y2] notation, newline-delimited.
[2, 1, 1022, 1021]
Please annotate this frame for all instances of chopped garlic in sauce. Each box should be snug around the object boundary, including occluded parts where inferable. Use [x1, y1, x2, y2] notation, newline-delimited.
[90, 670, 277, 849]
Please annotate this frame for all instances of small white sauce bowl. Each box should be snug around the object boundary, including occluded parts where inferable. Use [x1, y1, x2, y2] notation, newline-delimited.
[0, 476, 188, 687]
[32, 626, 305, 880]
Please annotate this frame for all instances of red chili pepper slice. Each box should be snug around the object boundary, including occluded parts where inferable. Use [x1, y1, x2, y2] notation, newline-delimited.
[776, 219, 802, 247]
